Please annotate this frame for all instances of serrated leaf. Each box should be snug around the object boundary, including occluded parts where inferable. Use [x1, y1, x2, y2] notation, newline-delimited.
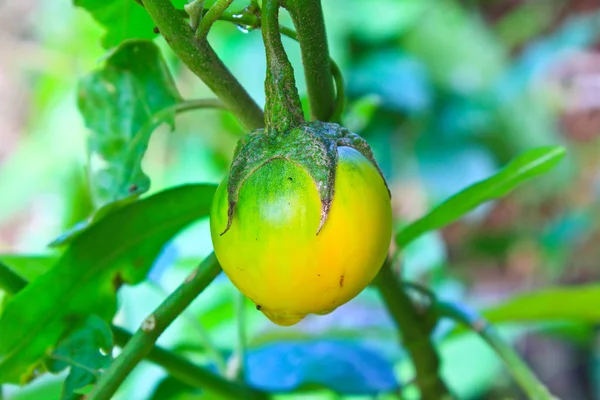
[483, 284, 600, 324]
[79, 39, 181, 209]
[74, 0, 158, 49]
[50, 40, 183, 248]
[396, 145, 566, 248]
[0, 183, 217, 384]
[46, 315, 113, 400]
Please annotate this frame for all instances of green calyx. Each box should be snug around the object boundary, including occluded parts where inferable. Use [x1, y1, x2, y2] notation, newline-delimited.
[220, 121, 391, 236]
[218, 0, 389, 236]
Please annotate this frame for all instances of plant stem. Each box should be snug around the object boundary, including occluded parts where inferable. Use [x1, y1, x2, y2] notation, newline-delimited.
[88, 253, 259, 400]
[142, 0, 265, 130]
[110, 326, 263, 398]
[373, 261, 453, 400]
[148, 281, 228, 375]
[283, 0, 335, 121]
[436, 301, 557, 400]
[196, 0, 235, 39]
[262, 0, 305, 133]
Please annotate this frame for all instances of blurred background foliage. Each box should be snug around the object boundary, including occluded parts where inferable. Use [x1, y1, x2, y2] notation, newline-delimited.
[1, 0, 600, 399]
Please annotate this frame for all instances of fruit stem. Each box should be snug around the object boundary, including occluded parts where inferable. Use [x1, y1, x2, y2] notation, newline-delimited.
[262, 0, 305, 134]
[374, 260, 453, 399]
[283, 0, 336, 122]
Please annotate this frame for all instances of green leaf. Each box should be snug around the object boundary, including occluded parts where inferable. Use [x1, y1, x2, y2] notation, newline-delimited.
[396, 146, 566, 248]
[46, 315, 113, 400]
[0, 255, 58, 283]
[49, 40, 182, 248]
[74, 0, 158, 49]
[78, 39, 181, 209]
[0, 183, 217, 384]
[483, 284, 600, 324]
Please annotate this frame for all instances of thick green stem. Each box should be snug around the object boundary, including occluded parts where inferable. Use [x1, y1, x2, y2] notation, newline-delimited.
[88, 253, 264, 400]
[283, 0, 335, 121]
[262, 0, 305, 133]
[436, 302, 557, 400]
[142, 0, 264, 130]
[373, 261, 453, 400]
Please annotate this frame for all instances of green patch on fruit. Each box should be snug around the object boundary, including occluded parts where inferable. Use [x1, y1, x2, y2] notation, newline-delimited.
[222, 121, 390, 236]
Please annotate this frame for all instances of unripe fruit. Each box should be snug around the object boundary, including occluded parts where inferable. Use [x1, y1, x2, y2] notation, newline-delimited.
[210, 143, 392, 326]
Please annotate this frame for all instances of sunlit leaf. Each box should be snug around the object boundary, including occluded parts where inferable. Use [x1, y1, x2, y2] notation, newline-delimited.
[483, 284, 600, 324]
[396, 145, 566, 248]
[78, 39, 181, 208]
[0, 255, 58, 284]
[49, 40, 182, 248]
[74, 0, 158, 49]
[46, 315, 113, 400]
[0, 183, 217, 384]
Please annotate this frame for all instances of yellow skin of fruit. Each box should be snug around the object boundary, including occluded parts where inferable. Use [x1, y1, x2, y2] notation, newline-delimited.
[210, 146, 392, 326]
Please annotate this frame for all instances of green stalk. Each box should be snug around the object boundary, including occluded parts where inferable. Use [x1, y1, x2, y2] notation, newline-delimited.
[373, 261, 453, 400]
[436, 302, 557, 400]
[147, 281, 228, 375]
[196, 0, 235, 39]
[262, 0, 305, 133]
[110, 326, 262, 398]
[87, 253, 264, 400]
[142, 0, 265, 130]
[283, 0, 336, 121]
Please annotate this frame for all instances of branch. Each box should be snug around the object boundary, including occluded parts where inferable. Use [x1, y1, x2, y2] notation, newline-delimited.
[110, 326, 262, 398]
[283, 0, 336, 121]
[436, 301, 557, 400]
[88, 253, 265, 400]
[196, 0, 235, 39]
[141, 0, 265, 130]
[373, 260, 452, 399]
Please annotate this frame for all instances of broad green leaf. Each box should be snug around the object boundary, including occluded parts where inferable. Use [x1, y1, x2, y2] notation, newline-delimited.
[78, 39, 181, 208]
[0, 255, 58, 283]
[74, 0, 158, 49]
[46, 315, 113, 400]
[396, 146, 566, 248]
[483, 284, 600, 324]
[0, 183, 217, 384]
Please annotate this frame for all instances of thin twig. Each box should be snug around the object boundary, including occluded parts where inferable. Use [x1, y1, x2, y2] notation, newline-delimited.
[436, 301, 557, 400]
[196, 0, 235, 39]
[87, 253, 265, 400]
